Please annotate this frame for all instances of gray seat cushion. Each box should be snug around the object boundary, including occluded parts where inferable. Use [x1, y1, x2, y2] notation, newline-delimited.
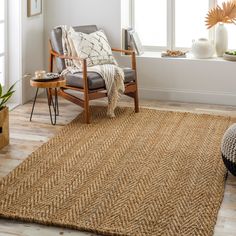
[65, 68, 135, 90]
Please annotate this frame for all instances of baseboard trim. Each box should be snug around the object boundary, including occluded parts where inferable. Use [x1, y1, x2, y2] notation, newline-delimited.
[8, 103, 20, 111]
[139, 87, 236, 106]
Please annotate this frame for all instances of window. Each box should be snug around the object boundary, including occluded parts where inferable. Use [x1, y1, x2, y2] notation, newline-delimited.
[0, 0, 6, 85]
[175, 0, 209, 48]
[134, 0, 167, 48]
[125, 0, 236, 51]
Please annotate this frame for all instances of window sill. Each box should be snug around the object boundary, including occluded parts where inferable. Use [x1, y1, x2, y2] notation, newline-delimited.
[134, 52, 232, 62]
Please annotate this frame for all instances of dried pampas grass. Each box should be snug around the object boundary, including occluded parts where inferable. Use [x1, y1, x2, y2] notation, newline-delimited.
[205, 0, 236, 28]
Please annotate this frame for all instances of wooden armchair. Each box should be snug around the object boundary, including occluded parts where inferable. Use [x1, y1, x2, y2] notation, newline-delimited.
[49, 25, 139, 124]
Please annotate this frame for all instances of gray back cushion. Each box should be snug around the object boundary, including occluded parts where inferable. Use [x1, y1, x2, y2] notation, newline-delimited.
[50, 25, 98, 73]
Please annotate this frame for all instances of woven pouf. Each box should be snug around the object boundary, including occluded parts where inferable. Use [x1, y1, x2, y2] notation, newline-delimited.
[221, 123, 236, 176]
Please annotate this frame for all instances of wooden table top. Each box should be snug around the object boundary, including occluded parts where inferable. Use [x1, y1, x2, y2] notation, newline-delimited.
[30, 77, 66, 88]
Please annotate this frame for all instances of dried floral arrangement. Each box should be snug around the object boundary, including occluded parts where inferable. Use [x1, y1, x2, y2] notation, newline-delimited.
[205, 0, 236, 28]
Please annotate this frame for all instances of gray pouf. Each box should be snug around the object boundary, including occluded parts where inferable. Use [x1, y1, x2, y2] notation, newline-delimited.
[221, 123, 236, 176]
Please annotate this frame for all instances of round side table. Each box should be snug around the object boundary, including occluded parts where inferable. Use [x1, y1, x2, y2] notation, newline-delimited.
[30, 78, 66, 125]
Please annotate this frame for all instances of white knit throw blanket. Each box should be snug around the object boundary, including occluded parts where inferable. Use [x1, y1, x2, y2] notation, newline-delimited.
[59, 26, 125, 117]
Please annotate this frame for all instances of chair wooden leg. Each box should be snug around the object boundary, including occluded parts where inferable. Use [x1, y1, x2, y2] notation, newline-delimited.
[84, 99, 90, 124]
[134, 89, 139, 113]
[84, 103, 90, 124]
[82, 59, 90, 124]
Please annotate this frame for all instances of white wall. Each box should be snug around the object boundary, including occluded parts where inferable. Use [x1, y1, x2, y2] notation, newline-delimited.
[6, 0, 45, 105]
[135, 56, 236, 106]
[21, 0, 45, 103]
[45, 0, 121, 48]
[44, 0, 236, 106]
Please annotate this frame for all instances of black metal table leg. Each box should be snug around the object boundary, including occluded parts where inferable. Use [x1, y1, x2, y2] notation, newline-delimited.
[30, 88, 39, 122]
[46, 88, 58, 125]
[48, 88, 59, 116]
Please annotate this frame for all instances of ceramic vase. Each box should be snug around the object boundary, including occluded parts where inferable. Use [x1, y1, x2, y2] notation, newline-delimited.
[191, 38, 214, 59]
[215, 23, 228, 57]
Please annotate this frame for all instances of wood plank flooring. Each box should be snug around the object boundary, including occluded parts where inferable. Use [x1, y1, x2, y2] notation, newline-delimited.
[0, 96, 236, 236]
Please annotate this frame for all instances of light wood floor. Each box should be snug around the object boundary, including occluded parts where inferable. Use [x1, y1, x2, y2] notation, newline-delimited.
[0, 96, 236, 236]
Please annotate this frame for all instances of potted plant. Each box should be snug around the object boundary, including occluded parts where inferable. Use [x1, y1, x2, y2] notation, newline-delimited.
[0, 83, 15, 149]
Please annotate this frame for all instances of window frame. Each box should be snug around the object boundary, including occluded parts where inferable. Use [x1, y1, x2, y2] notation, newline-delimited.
[0, 0, 7, 87]
[128, 0, 218, 52]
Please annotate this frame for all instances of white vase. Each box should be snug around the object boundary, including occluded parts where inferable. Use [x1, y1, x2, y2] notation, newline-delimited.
[191, 38, 214, 59]
[215, 23, 228, 57]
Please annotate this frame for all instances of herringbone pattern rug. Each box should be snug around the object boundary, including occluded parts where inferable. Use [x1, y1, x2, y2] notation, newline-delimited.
[0, 107, 234, 236]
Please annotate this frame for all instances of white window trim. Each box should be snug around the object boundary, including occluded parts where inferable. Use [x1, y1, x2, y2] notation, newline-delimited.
[0, 0, 8, 88]
[126, 0, 220, 52]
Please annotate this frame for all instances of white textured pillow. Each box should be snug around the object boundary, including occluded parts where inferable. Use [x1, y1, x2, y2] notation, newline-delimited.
[70, 30, 117, 67]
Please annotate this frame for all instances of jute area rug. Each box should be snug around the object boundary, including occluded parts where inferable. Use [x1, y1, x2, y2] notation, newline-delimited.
[0, 107, 234, 236]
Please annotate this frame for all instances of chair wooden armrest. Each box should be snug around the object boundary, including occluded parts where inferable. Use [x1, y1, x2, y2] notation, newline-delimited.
[111, 48, 135, 55]
[49, 49, 88, 94]
[111, 48, 137, 71]
[50, 49, 83, 62]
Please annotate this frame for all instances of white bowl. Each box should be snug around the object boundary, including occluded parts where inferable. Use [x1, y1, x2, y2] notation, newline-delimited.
[223, 53, 236, 61]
